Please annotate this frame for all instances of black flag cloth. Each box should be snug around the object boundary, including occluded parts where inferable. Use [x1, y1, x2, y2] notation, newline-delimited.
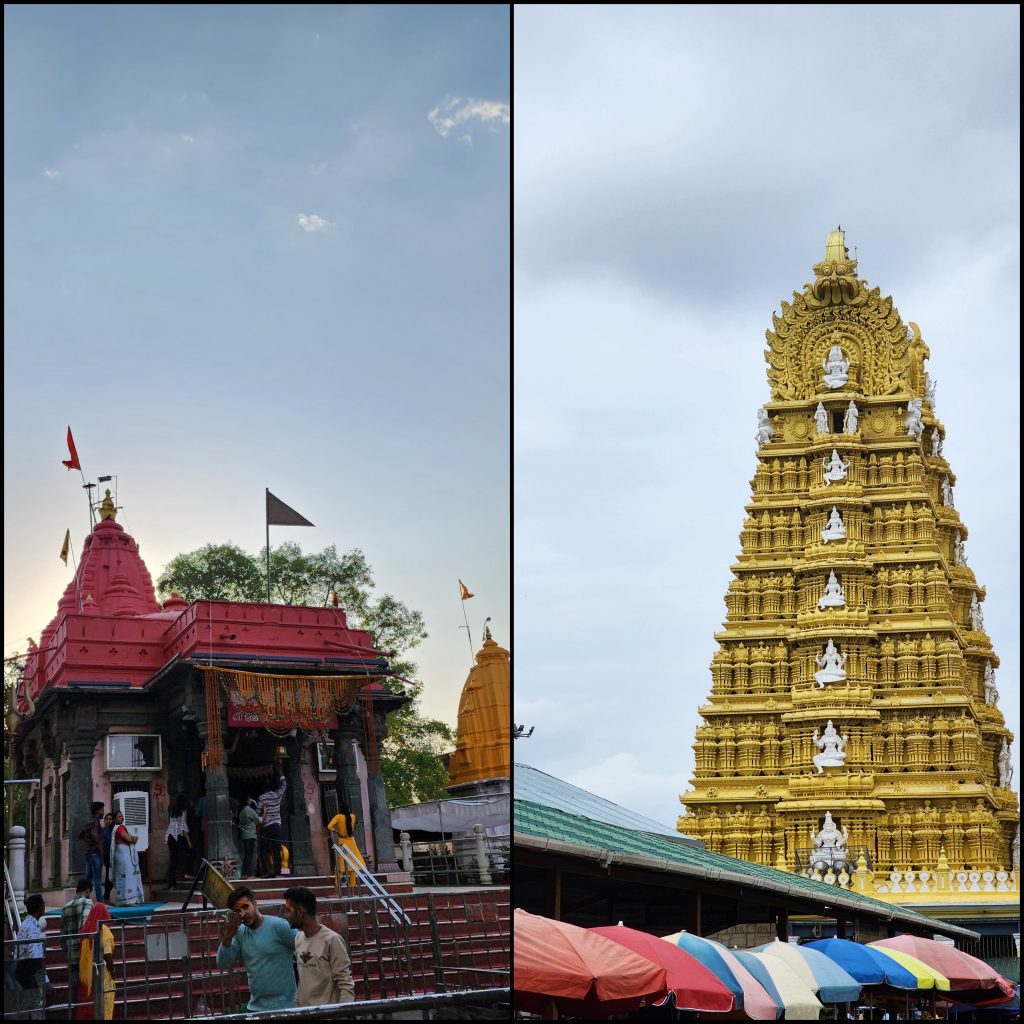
[266, 489, 314, 527]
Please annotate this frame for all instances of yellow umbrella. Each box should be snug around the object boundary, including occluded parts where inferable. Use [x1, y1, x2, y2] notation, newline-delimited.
[869, 946, 951, 991]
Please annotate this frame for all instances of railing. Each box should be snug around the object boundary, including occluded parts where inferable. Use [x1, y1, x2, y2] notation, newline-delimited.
[2, 887, 509, 1020]
[3, 859, 22, 934]
[331, 843, 410, 926]
[405, 831, 509, 886]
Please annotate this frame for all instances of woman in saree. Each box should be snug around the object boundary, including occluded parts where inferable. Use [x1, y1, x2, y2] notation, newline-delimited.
[111, 810, 144, 906]
[327, 799, 366, 890]
[75, 902, 115, 1020]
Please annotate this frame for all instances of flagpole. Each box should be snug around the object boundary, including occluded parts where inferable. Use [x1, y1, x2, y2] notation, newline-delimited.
[266, 489, 272, 605]
[70, 539, 82, 613]
[459, 584, 475, 665]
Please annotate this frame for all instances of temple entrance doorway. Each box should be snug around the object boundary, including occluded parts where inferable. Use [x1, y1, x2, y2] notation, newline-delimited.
[224, 728, 289, 876]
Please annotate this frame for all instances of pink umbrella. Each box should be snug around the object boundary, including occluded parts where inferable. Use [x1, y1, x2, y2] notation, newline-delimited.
[870, 936, 1010, 993]
[591, 925, 735, 1012]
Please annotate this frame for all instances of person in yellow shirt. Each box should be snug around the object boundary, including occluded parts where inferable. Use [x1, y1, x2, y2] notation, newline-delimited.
[326, 802, 365, 890]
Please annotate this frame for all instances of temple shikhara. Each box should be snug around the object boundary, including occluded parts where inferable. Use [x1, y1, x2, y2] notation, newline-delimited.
[679, 231, 1019, 941]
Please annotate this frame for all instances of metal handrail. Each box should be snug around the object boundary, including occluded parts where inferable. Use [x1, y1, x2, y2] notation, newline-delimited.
[331, 842, 410, 926]
[3, 857, 22, 933]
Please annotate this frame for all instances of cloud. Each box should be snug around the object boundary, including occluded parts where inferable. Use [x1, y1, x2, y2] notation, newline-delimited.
[179, 134, 196, 144]
[428, 97, 510, 140]
[308, 161, 328, 176]
[297, 213, 332, 233]
[41, 169, 60, 178]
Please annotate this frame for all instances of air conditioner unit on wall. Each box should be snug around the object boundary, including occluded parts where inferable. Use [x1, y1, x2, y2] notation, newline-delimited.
[114, 791, 150, 853]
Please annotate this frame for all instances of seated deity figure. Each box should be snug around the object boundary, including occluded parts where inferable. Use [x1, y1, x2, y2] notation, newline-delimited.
[983, 662, 999, 706]
[812, 720, 848, 773]
[813, 638, 847, 685]
[809, 811, 850, 872]
[954, 531, 967, 567]
[843, 400, 859, 434]
[822, 344, 850, 389]
[823, 449, 850, 485]
[905, 397, 925, 440]
[755, 407, 775, 448]
[818, 570, 846, 610]
[931, 427, 943, 457]
[940, 475, 954, 507]
[970, 593, 984, 632]
[998, 739, 1013, 788]
[821, 506, 846, 544]
[814, 402, 829, 435]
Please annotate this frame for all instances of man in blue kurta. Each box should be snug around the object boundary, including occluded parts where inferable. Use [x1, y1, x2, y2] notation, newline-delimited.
[216, 886, 297, 1011]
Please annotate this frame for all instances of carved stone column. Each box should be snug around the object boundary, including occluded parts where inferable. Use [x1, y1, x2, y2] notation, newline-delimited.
[67, 726, 101, 879]
[332, 712, 369, 862]
[366, 708, 399, 872]
[284, 734, 316, 877]
[196, 679, 239, 878]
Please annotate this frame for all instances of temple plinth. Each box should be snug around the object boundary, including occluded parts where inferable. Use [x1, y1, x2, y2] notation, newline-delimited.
[679, 231, 1018, 915]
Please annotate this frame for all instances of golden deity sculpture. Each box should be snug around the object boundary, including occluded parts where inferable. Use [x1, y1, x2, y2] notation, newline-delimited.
[679, 231, 1019, 908]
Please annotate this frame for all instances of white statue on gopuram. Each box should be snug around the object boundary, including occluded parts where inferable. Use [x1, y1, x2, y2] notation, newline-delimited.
[818, 570, 846, 610]
[931, 427, 943, 457]
[970, 592, 984, 632]
[905, 397, 925, 441]
[823, 449, 850, 485]
[1013, 825, 1021, 871]
[998, 739, 1013, 788]
[812, 720, 848, 773]
[983, 662, 999, 706]
[813, 638, 847, 685]
[821, 506, 846, 544]
[925, 375, 938, 408]
[809, 811, 850, 873]
[941, 475, 954, 507]
[954, 531, 967, 567]
[822, 344, 850, 389]
[843, 401, 858, 434]
[814, 402, 829, 435]
[755, 407, 775, 448]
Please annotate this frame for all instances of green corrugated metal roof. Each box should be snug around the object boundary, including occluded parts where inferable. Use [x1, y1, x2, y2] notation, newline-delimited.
[515, 798, 966, 935]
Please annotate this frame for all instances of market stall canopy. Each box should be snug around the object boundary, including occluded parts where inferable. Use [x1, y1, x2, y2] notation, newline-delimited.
[751, 939, 861, 1003]
[806, 937, 918, 989]
[590, 924, 735, 1013]
[734, 948, 823, 1020]
[866, 946, 951, 991]
[871, 935, 1011, 992]
[389, 794, 509, 832]
[514, 909, 667, 1017]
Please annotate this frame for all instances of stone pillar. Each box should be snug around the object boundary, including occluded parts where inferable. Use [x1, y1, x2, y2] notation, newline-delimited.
[67, 737, 100, 879]
[473, 824, 492, 884]
[196, 712, 239, 879]
[284, 736, 316, 877]
[399, 832, 413, 872]
[366, 708, 399, 872]
[333, 715, 369, 862]
[8, 825, 27, 913]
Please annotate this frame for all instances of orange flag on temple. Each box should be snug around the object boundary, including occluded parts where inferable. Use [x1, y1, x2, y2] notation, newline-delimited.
[60, 529, 71, 565]
[459, 579, 474, 600]
[61, 427, 81, 471]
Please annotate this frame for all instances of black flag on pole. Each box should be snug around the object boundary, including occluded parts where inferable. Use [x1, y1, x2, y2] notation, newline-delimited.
[266, 490, 314, 527]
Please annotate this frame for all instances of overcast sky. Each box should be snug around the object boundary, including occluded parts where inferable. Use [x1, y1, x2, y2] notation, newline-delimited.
[3, 5, 509, 726]
[514, 5, 1020, 824]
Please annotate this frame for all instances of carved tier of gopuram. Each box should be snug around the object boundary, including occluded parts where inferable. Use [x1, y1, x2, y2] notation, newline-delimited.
[678, 230, 1019, 946]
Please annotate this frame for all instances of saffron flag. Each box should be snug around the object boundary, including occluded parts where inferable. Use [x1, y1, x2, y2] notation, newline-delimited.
[266, 489, 314, 527]
[459, 579, 474, 600]
[60, 529, 71, 565]
[62, 427, 81, 471]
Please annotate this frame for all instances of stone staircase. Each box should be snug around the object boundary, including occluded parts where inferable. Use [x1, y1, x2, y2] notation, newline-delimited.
[42, 876, 509, 1019]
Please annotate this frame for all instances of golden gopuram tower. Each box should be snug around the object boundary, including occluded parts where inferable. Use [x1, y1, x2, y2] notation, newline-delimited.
[678, 231, 1019, 929]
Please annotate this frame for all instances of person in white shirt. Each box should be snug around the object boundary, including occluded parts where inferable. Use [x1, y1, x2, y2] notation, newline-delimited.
[14, 893, 48, 990]
[283, 886, 355, 1007]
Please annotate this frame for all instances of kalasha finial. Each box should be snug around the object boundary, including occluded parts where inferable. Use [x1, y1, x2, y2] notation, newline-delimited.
[98, 488, 117, 521]
[482, 616, 493, 643]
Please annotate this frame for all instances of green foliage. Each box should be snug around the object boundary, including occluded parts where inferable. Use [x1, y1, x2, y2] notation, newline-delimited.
[4, 660, 28, 828]
[157, 543, 265, 602]
[156, 541, 454, 809]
